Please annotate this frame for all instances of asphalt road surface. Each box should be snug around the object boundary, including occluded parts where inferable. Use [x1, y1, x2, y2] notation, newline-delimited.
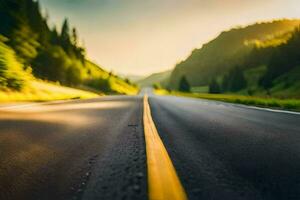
[149, 95, 300, 200]
[0, 93, 300, 200]
[0, 96, 147, 200]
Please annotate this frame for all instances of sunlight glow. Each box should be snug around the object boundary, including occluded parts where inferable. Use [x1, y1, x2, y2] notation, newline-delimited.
[39, 0, 300, 75]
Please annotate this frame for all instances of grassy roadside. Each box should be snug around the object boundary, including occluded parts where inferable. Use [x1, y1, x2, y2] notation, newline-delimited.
[0, 80, 99, 102]
[109, 77, 139, 95]
[155, 89, 300, 111]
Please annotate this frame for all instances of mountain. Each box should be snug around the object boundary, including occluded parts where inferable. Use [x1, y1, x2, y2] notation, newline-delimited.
[136, 70, 171, 88]
[118, 74, 144, 82]
[209, 22, 300, 98]
[0, 0, 137, 94]
[168, 19, 300, 90]
[259, 26, 300, 98]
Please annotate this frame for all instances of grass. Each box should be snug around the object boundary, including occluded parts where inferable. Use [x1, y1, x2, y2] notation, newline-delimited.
[109, 77, 139, 95]
[191, 86, 209, 93]
[0, 80, 99, 102]
[155, 89, 300, 111]
[85, 61, 139, 95]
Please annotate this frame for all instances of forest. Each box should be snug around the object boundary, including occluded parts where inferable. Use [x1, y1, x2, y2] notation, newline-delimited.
[0, 0, 136, 95]
[165, 20, 300, 98]
[207, 25, 300, 98]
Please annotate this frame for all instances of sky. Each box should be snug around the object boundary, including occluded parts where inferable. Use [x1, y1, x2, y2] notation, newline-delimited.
[39, 0, 300, 76]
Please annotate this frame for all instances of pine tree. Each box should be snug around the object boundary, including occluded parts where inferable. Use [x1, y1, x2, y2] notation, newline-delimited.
[50, 26, 59, 45]
[9, 22, 40, 67]
[179, 76, 190, 92]
[72, 27, 78, 46]
[221, 66, 247, 92]
[60, 18, 71, 52]
[221, 74, 229, 92]
[25, 0, 50, 46]
[230, 67, 247, 91]
[61, 19, 70, 41]
[209, 79, 221, 94]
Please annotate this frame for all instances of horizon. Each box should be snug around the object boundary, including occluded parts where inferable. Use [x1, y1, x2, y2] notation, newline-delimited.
[39, 0, 300, 76]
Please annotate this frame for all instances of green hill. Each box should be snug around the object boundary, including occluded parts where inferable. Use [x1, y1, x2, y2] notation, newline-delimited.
[168, 19, 300, 90]
[136, 70, 171, 88]
[259, 26, 300, 98]
[0, 0, 137, 97]
[214, 24, 300, 98]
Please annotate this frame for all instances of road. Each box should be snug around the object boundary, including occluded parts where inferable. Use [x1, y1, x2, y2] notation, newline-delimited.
[149, 95, 300, 200]
[0, 96, 147, 200]
[0, 93, 300, 200]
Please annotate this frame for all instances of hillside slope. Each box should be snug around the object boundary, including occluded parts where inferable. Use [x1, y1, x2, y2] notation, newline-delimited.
[168, 19, 300, 89]
[83, 61, 138, 95]
[136, 70, 171, 88]
[0, 0, 137, 96]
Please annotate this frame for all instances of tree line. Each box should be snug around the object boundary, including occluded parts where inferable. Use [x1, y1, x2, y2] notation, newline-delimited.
[175, 25, 300, 95]
[0, 0, 126, 92]
[208, 25, 300, 95]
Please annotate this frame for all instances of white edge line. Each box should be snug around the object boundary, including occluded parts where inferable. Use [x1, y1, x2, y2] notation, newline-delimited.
[237, 104, 300, 115]
[161, 94, 300, 116]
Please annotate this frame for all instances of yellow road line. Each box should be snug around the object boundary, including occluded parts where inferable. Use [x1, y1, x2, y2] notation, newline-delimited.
[143, 95, 188, 200]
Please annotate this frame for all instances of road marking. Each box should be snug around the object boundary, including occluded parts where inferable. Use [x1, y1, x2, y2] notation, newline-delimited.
[164, 95, 300, 116]
[237, 104, 300, 115]
[143, 95, 188, 200]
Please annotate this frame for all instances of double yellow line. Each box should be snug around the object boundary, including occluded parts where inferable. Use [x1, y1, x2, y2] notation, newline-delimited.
[143, 95, 188, 200]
